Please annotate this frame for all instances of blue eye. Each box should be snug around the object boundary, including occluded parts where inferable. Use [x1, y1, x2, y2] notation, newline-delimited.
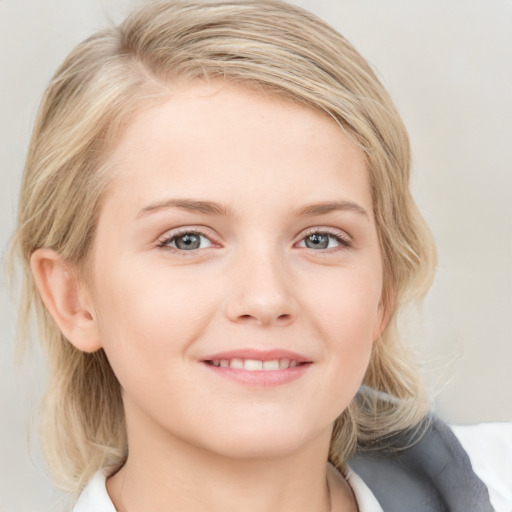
[158, 230, 213, 251]
[157, 228, 351, 255]
[298, 230, 351, 251]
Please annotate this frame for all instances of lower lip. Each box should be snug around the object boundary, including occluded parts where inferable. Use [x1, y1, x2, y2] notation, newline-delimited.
[202, 362, 311, 387]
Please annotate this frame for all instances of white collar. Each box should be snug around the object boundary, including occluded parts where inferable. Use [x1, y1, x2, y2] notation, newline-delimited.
[346, 465, 384, 512]
[73, 468, 117, 512]
[73, 466, 383, 512]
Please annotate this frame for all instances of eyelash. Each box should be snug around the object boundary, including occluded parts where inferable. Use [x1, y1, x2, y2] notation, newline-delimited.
[157, 227, 352, 257]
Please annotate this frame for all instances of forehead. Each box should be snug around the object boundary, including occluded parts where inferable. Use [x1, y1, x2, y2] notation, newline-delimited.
[103, 81, 372, 218]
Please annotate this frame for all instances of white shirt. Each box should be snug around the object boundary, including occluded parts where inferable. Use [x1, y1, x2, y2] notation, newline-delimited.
[72, 465, 384, 512]
[73, 423, 512, 512]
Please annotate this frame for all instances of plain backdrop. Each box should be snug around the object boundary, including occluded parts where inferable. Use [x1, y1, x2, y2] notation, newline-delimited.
[1, 0, 511, 510]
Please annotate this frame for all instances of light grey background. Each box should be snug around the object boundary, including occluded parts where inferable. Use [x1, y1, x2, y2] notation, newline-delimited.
[1, 0, 511, 510]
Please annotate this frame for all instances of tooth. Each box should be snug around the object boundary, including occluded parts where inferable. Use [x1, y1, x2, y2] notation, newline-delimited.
[290, 360, 298, 368]
[263, 360, 279, 370]
[279, 358, 290, 369]
[230, 358, 244, 369]
[219, 359, 229, 367]
[244, 359, 263, 371]
[212, 360, 220, 367]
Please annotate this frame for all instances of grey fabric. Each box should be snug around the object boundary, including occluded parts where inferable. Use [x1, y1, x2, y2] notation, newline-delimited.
[348, 416, 494, 512]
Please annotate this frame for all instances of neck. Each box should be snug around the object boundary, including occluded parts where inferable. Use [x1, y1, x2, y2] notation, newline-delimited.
[106, 410, 357, 512]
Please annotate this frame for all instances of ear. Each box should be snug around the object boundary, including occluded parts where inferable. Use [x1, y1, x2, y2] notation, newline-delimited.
[30, 248, 102, 353]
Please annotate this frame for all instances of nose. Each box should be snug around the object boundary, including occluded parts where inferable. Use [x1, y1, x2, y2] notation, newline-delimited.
[223, 249, 299, 328]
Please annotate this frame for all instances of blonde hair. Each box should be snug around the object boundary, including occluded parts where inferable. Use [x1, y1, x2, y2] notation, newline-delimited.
[9, 0, 436, 493]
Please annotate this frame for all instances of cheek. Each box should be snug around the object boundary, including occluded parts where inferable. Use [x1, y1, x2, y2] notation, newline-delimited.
[313, 266, 382, 339]
[308, 267, 381, 392]
[92, 262, 217, 378]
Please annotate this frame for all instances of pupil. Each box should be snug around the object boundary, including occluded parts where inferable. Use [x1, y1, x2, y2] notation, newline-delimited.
[307, 233, 328, 249]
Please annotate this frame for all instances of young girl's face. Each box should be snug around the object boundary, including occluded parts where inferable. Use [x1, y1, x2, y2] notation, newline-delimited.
[82, 82, 385, 459]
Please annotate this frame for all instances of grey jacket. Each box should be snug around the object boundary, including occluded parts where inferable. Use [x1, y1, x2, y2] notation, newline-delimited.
[348, 416, 494, 511]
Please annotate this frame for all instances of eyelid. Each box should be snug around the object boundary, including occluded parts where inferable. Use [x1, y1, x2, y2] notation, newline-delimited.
[299, 226, 352, 243]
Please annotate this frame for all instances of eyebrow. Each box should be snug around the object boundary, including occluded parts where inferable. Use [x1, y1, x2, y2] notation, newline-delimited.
[293, 200, 368, 217]
[136, 198, 368, 219]
[137, 198, 235, 218]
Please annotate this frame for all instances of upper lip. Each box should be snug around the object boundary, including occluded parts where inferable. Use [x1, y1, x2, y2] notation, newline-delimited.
[200, 348, 312, 363]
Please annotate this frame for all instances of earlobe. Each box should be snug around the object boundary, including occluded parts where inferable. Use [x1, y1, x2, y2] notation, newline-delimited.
[30, 249, 102, 353]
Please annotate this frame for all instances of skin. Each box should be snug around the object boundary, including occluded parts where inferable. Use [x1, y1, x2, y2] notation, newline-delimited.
[31, 82, 386, 511]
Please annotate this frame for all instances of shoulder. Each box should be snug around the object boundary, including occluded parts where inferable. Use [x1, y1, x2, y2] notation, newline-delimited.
[348, 416, 511, 512]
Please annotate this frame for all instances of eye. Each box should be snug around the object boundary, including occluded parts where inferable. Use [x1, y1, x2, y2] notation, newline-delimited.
[158, 229, 214, 252]
[297, 229, 352, 251]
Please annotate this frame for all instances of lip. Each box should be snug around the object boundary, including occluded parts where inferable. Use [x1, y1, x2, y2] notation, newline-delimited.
[201, 348, 312, 363]
[200, 348, 312, 387]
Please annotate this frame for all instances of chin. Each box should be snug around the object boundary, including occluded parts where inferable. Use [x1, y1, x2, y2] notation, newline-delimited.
[212, 437, 304, 460]
[199, 419, 327, 461]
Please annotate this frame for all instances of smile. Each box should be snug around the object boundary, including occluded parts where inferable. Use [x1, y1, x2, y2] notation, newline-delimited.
[205, 358, 302, 371]
[200, 349, 312, 386]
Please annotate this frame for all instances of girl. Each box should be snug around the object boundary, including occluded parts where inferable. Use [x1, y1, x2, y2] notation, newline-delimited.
[9, 1, 502, 510]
